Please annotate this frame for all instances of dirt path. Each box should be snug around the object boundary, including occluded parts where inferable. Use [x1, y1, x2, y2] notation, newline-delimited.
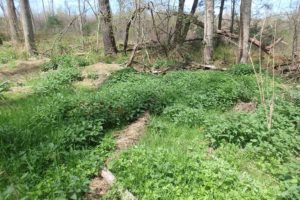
[87, 112, 149, 199]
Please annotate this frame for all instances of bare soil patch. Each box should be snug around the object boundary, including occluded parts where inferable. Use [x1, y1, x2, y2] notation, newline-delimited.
[87, 112, 149, 200]
[233, 101, 257, 112]
[0, 58, 49, 81]
[74, 62, 124, 89]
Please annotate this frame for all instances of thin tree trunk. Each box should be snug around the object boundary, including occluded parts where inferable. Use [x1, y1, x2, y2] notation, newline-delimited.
[50, 0, 54, 16]
[172, 0, 185, 46]
[203, 0, 214, 64]
[78, 0, 84, 48]
[6, 0, 20, 45]
[218, 0, 225, 30]
[292, 5, 300, 65]
[230, 0, 236, 33]
[30, 7, 36, 33]
[20, 0, 37, 56]
[237, 0, 252, 63]
[42, 0, 47, 22]
[99, 0, 117, 55]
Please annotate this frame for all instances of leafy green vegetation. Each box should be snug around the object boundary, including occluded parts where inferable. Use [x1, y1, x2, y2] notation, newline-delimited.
[108, 101, 299, 199]
[109, 119, 280, 199]
[1, 62, 299, 199]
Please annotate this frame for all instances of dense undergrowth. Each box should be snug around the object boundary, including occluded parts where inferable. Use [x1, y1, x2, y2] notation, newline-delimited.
[0, 58, 299, 199]
[105, 69, 299, 199]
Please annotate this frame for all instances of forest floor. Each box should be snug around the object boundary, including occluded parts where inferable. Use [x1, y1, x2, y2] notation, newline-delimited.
[0, 53, 299, 200]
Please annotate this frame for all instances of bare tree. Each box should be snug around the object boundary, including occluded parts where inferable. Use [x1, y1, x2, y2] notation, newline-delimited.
[78, 0, 84, 48]
[42, 0, 47, 22]
[20, 0, 37, 56]
[203, 0, 214, 64]
[50, 0, 54, 16]
[64, 0, 71, 16]
[237, 0, 252, 63]
[6, 0, 20, 45]
[218, 0, 226, 30]
[172, 0, 185, 46]
[290, 4, 300, 66]
[180, 0, 199, 44]
[230, 0, 236, 33]
[99, 0, 117, 55]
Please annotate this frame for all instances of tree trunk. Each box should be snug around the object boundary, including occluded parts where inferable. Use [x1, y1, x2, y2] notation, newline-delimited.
[50, 0, 54, 16]
[78, 0, 84, 48]
[179, 0, 199, 45]
[237, 0, 252, 64]
[203, 0, 214, 64]
[172, 0, 185, 46]
[292, 5, 300, 65]
[20, 0, 37, 56]
[99, 0, 117, 55]
[42, 0, 47, 22]
[6, 0, 20, 45]
[230, 0, 236, 33]
[218, 0, 225, 30]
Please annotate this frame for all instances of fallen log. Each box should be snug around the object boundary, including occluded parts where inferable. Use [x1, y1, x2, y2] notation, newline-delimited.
[266, 37, 283, 51]
[151, 61, 227, 74]
[189, 61, 227, 71]
[216, 29, 271, 55]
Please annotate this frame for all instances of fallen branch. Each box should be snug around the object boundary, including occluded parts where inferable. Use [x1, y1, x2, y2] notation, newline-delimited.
[189, 61, 227, 71]
[216, 29, 271, 54]
[151, 61, 227, 74]
[265, 37, 283, 51]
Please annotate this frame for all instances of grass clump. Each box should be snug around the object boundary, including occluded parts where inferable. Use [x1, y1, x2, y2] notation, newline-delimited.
[153, 58, 177, 69]
[41, 55, 90, 71]
[34, 67, 82, 92]
[228, 64, 264, 75]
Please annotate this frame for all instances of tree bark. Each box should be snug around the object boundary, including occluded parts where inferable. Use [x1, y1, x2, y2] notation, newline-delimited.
[218, 0, 226, 30]
[172, 0, 185, 46]
[292, 5, 300, 65]
[180, 0, 199, 45]
[203, 0, 214, 64]
[237, 0, 252, 63]
[6, 0, 20, 45]
[230, 0, 236, 33]
[78, 0, 84, 48]
[99, 0, 117, 55]
[20, 0, 37, 56]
